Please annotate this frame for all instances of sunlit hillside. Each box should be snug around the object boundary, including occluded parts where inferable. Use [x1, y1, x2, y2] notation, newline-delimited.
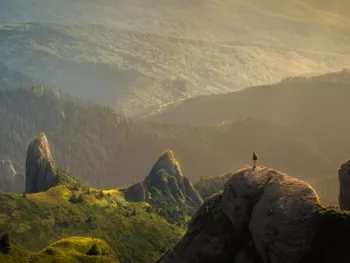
[0, 236, 119, 263]
[0, 170, 184, 263]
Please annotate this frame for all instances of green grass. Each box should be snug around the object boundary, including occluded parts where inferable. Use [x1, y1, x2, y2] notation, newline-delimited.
[0, 172, 185, 263]
[0, 236, 118, 263]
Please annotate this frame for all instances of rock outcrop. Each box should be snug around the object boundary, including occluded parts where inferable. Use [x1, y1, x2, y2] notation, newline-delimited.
[25, 133, 58, 193]
[124, 150, 202, 205]
[124, 182, 148, 202]
[145, 150, 202, 205]
[0, 160, 16, 192]
[339, 160, 350, 210]
[158, 166, 338, 263]
[149, 150, 183, 182]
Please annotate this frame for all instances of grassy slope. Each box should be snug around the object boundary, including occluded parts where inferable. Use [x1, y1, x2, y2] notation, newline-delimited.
[0, 176, 184, 263]
[0, 236, 118, 263]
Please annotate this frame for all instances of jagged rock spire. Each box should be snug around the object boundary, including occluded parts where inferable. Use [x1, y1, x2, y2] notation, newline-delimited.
[150, 150, 183, 181]
[146, 150, 202, 204]
[124, 150, 203, 205]
[25, 133, 58, 193]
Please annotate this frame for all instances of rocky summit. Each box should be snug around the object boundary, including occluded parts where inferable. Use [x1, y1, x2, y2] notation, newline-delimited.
[122, 150, 202, 224]
[158, 165, 350, 263]
[124, 150, 202, 205]
[25, 133, 58, 193]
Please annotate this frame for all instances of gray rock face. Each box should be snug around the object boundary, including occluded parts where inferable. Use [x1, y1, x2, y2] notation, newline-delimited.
[158, 192, 239, 263]
[25, 133, 58, 193]
[339, 160, 350, 210]
[159, 166, 321, 263]
[124, 182, 148, 202]
[0, 160, 16, 192]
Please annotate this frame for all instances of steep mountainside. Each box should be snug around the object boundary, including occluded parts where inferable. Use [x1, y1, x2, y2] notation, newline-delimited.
[146, 69, 350, 126]
[0, 0, 349, 113]
[0, 86, 338, 203]
[0, 135, 185, 263]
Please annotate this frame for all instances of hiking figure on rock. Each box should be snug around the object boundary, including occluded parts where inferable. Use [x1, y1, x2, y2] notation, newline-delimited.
[253, 152, 258, 167]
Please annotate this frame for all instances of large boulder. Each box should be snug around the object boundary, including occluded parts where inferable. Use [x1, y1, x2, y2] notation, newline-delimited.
[25, 133, 58, 193]
[158, 166, 327, 263]
[339, 160, 350, 210]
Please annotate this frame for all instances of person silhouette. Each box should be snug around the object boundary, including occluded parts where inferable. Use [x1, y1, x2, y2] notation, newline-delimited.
[253, 152, 258, 167]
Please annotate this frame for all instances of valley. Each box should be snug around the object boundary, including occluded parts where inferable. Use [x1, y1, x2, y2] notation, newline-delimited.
[0, 0, 349, 113]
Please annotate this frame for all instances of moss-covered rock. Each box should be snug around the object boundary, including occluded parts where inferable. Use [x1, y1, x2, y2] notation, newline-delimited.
[146, 150, 202, 205]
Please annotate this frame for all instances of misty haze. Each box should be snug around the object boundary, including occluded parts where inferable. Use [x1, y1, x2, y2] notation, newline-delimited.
[0, 0, 349, 262]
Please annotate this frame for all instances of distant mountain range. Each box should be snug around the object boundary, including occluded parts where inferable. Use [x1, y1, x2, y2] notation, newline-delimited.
[1, 68, 347, 204]
[0, 0, 349, 114]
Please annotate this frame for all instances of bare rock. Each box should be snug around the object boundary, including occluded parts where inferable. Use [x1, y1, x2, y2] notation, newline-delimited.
[234, 242, 261, 263]
[338, 160, 350, 210]
[247, 167, 319, 262]
[124, 182, 148, 202]
[158, 166, 321, 263]
[25, 133, 58, 193]
[159, 193, 239, 263]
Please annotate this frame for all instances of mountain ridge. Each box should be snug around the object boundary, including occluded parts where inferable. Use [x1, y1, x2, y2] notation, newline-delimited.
[1, 0, 350, 113]
[0, 83, 339, 203]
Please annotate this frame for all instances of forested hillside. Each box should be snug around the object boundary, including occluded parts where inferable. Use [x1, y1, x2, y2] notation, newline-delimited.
[0, 85, 338, 203]
[146, 69, 350, 173]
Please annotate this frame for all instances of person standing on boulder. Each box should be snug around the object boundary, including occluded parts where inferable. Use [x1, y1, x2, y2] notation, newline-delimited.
[253, 152, 258, 167]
